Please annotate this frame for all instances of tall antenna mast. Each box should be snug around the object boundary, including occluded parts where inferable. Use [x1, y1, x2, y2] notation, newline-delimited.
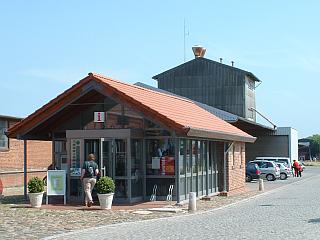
[183, 19, 189, 62]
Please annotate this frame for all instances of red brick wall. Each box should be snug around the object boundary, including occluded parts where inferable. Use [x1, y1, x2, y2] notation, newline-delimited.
[0, 171, 47, 190]
[227, 142, 246, 195]
[0, 139, 52, 171]
[217, 142, 246, 196]
[0, 118, 52, 188]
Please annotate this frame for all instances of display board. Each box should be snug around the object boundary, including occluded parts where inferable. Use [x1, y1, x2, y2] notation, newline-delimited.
[160, 156, 175, 175]
[46, 170, 66, 204]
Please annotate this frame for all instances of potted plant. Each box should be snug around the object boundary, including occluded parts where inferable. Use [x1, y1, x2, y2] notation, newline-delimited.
[96, 176, 115, 210]
[28, 176, 45, 208]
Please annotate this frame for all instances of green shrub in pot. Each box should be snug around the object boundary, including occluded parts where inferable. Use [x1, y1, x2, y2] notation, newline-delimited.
[96, 176, 115, 194]
[28, 177, 45, 193]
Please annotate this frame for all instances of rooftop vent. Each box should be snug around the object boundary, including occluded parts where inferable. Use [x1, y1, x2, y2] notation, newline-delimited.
[192, 45, 206, 58]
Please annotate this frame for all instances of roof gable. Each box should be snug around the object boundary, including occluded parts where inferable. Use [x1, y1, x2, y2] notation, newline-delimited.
[152, 57, 261, 82]
[8, 73, 255, 142]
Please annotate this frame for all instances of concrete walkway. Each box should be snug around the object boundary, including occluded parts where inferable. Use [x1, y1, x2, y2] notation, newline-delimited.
[0, 167, 317, 239]
[45, 167, 320, 240]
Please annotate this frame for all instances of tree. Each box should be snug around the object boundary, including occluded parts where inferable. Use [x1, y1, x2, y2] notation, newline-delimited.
[307, 134, 320, 158]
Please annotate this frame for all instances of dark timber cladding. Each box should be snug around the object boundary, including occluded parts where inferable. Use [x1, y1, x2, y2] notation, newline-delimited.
[153, 57, 260, 120]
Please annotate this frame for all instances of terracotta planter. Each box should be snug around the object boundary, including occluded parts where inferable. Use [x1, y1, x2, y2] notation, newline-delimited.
[29, 192, 44, 208]
[97, 193, 114, 210]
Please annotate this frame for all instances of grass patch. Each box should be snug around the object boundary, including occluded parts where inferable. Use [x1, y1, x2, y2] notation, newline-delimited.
[303, 161, 320, 167]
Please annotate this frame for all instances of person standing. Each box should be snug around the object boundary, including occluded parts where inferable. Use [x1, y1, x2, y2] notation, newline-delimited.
[298, 164, 303, 177]
[81, 153, 99, 207]
[293, 160, 300, 178]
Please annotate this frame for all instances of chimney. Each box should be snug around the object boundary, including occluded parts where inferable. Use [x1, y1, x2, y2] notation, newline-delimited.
[231, 61, 234, 67]
[219, 58, 223, 63]
[192, 45, 206, 58]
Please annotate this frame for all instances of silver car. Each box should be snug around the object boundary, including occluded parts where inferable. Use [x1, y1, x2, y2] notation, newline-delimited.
[250, 160, 280, 181]
[276, 162, 291, 180]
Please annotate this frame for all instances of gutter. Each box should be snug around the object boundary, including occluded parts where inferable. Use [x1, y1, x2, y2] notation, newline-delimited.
[185, 127, 256, 143]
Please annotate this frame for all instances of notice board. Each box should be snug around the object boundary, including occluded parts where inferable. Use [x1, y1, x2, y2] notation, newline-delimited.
[46, 170, 66, 204]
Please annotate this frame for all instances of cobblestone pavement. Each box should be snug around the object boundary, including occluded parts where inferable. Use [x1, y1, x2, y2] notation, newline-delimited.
[46, 167, 320, 240]
[0, 168, 318, 240]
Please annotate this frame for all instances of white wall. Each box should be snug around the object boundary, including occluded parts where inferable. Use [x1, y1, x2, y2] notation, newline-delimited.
[276, 127, 298, 162]
[290, 128, 298, 161]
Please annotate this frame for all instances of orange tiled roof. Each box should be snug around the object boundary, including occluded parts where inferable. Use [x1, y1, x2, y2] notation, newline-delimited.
[91, 73, 255, 142]
[8, 72, 255, 142]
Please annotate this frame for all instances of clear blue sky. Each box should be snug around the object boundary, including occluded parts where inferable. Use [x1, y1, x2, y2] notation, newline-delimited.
[0, 1, 318, 138]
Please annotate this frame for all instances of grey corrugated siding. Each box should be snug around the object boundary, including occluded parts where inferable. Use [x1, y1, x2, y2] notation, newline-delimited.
[156, 58, 254, 119]
[246, 135, 289, 161]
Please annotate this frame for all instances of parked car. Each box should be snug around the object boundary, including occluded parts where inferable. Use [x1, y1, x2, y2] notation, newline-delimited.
[246, 163, 261, 182]
[249, 160, 280, 181]
[255, 157, 292, 170]
[275, 162, 291, 180]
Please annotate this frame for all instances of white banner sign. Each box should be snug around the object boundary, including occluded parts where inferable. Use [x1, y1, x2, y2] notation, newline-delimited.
[46, 170, 66, 205]
[47, 170, 66, 196]
[94, 112, 105, 122]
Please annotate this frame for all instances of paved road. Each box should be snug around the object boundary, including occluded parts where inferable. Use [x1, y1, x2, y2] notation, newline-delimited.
[46, 167, 320, 240]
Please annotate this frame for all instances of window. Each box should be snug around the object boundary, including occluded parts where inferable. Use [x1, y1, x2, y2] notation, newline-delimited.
[267, 162, 274, 168]
[146, 139, 175, 176]
[0, 120, 8, 150]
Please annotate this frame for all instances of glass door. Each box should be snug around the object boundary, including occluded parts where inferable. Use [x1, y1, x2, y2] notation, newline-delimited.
[84, 139, 100, 165]
[100, 139, 128, 200]
[100, 139, 113, 178]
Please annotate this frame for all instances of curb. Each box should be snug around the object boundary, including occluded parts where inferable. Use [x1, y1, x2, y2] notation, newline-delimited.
[43, 173, 320, 240]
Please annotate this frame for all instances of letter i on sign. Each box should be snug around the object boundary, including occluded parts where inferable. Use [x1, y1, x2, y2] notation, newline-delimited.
[97, 112, 101, 122]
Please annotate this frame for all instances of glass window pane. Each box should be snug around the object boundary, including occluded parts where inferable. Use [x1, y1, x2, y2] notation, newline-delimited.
[192, 141, 197, 174]
[131, 139, 143, 197]
[131, 178, 143, 197]
[146, 139, 175, 176]
[131, 139, 143, 173]
[186, 140, 191, 174]
[203, 141, 207, 174]
[0, 120, 8, 149]
[198, 141, 202, 173]
[115, 139, 127, 176]
[179, 139, 186, 175]
[115, 179, 128, 198]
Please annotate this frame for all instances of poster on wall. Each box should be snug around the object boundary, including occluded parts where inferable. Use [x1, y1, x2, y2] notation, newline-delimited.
[160, 156, 175, 175]
[70, 139, 81, 175]
[46, 170, 66, 204]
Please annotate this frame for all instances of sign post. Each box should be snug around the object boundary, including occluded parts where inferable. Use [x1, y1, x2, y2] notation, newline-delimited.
[46, 170, 66, 205]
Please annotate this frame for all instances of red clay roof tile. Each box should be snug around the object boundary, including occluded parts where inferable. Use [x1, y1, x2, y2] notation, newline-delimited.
[8, 72, 255, 142]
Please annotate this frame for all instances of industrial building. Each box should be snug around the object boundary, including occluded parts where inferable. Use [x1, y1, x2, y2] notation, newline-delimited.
[152, 46, 298, 162]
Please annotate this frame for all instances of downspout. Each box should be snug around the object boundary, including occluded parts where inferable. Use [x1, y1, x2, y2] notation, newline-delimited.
[223, 142, 234, 193]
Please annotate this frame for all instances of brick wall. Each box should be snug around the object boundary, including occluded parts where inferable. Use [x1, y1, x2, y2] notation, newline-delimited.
[226, 142, 246, 195]
[0, 139, 52, 171]
[0, 171, 47, 190]
[0, 117, 52, 188]
[217, 142, 246, 196]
